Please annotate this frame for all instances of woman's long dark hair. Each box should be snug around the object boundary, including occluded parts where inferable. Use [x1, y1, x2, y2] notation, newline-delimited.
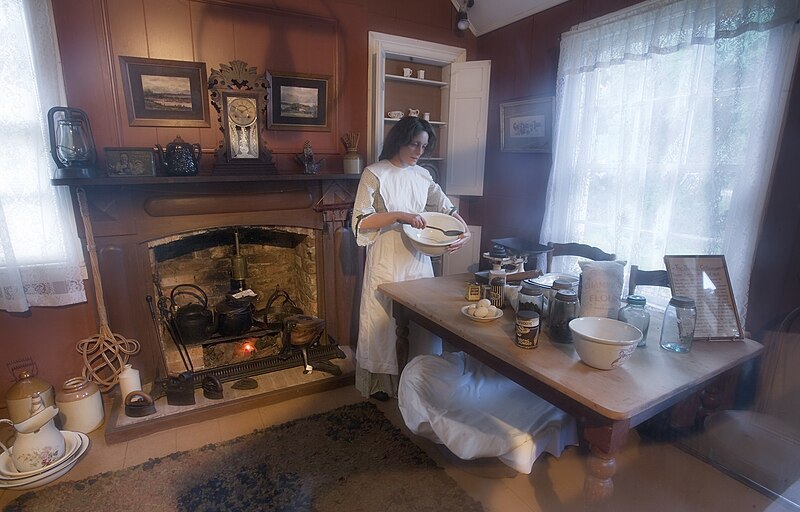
[379, 116, 437, 161]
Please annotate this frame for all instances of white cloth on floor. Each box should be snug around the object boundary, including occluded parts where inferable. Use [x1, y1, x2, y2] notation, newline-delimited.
[399, 351, 579, 474]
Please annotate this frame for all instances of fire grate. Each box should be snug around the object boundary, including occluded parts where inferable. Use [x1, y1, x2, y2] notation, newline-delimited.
[190, 344, 346, 386]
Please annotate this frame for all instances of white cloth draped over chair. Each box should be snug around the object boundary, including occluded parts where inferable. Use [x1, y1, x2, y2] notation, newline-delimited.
[399, 351, 578, 474]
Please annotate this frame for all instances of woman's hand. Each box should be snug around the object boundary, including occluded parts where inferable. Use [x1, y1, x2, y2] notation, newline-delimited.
[447, 230, 471, 253]
[396, 212, 426, 229]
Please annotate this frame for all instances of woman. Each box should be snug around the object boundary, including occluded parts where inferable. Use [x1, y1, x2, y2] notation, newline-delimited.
[352, 116, 470, 400]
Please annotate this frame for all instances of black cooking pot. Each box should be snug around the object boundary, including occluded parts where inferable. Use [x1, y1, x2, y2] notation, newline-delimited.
[171, 284, 216, 344]
[215, 297, 254, 337]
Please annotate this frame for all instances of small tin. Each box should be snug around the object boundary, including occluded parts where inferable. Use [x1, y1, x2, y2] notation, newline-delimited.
[515, 311, 540, 349]
[465, 282, 481, 301]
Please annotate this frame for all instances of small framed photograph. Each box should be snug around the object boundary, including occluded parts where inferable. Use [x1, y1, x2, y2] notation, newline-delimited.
[104, 147, 158, 177]
[500, 97, 555, 153]
[119, 56, 210, 127]
[266, 71, 331, 131]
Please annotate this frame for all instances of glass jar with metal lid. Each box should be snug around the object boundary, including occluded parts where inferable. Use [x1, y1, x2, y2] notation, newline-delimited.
[618, 295, 650, 347]
[549, 289, 579, 343]
[518, 283, 544, 316]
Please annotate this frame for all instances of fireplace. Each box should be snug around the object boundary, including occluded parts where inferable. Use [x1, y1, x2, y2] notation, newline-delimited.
[56, 175, 363, 389]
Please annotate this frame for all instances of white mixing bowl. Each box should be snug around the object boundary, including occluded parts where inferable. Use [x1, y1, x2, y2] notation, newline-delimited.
[402, 212, 465, 256]
[569, 317, 642, 370]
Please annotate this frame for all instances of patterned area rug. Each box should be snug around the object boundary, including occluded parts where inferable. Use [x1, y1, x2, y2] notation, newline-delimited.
[5, 402, 483, 512]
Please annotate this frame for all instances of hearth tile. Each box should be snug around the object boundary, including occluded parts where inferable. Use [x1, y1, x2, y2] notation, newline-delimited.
[63, 431, 127, 481]
[123, 429, 177, 467]
[176, 419, 222, 451]
[218, 408, 265, 440]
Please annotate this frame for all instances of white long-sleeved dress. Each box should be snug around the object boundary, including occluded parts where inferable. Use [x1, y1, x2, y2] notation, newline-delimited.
[351, 160, 455, 397]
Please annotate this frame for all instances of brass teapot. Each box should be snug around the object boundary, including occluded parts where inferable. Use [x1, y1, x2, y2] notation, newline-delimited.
[155, 135, 201, 176]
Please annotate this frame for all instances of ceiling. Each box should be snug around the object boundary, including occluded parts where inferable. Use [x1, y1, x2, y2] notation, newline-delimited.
[449, 0, 570, 36]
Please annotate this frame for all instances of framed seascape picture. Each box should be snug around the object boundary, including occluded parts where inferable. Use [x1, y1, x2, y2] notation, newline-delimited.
[104, 147, 158, 177]
[266, 71, 330, 131]
[500, 97, 555, 153]
[119, 56, 211, 128]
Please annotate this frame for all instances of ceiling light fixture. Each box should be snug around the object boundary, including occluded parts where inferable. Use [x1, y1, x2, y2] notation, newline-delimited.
[456, 0, 475, 32]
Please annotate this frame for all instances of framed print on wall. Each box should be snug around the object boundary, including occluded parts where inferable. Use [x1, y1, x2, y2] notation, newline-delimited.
[119, 56, 211, 128]
[500, 97, 555, 153]
[266, 71, 330, 131]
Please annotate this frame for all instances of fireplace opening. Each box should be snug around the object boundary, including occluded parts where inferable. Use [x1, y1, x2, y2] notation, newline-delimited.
[147, 225, 341, 381]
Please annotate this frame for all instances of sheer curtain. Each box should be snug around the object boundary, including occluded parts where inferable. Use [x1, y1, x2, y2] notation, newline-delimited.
[542, 0, 800, 321]
[0, 0, 85, 312]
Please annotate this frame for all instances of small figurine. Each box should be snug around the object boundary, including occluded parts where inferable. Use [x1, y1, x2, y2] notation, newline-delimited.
[295, 140, 325, 174]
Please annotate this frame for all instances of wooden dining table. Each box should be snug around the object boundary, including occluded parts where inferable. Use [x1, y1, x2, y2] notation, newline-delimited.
[379, 273, 763, 503]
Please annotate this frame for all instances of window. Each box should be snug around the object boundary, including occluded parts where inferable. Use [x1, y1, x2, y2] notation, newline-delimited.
[542, 0, 800, 319]
[0, 0, 85, 312]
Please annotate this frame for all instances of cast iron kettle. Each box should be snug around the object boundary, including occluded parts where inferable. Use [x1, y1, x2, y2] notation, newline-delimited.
[171, 284, 216, 344]
[155, 135, 201, 176]
[215, 294, 255, 337]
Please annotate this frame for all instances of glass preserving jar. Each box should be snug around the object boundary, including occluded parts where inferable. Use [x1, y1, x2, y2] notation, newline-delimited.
[659, 296, 697, 353]
[618, 295, 650, 347]
[518, 283, 544, 316]
[549, 289, 579, 343]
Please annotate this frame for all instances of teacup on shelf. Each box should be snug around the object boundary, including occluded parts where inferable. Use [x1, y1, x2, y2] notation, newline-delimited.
[408, 109, 419, 117]
[387, 111, 404, 119]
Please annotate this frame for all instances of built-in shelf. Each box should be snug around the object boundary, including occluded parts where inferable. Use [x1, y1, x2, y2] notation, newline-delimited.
[383, 117, 446, 126]
[385, 74, 447, 87]
[419, 157, 444, 161]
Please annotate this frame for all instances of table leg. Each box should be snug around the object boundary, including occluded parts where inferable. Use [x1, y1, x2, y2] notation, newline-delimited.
[394, 304, 410, 372]
[582, 420, 630, 504]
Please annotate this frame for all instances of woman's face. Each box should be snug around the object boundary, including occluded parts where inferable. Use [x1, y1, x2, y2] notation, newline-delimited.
[392, 130, 428, 168]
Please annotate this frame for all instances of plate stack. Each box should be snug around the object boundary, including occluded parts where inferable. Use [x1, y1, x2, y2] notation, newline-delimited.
[0, 430, 89, 490]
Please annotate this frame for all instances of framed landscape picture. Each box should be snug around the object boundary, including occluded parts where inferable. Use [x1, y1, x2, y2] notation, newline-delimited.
[119, 56, 210, 128]
[266, 71, 330, 131]
[500, 97, 554, 153]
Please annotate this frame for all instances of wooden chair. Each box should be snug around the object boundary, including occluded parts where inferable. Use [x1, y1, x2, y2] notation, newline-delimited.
[627, 264, 670, 297]
[546, 242, 616, 273]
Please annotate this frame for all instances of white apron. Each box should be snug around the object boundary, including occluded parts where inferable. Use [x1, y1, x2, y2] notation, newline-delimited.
[357, 165, 433, 375]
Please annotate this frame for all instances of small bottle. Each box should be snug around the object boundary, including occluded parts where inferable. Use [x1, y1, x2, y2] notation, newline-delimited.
[618, 295, 650, 347]
[518, 283, 544, 316]
[549, 289, 579, 343]
[660, 296, 697, 353]
[119, 364, 142, 400]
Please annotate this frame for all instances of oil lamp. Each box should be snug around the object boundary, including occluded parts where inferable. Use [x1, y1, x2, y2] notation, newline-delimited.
[47, 106, 97, 178]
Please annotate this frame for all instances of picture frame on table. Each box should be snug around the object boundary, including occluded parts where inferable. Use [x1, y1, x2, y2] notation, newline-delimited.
[119, 56, 210, 128]
[104, 147, 158, 177]
[500, 96, 555, 153]
[663, 255, 744, 341]
[266, 71, 330, 131]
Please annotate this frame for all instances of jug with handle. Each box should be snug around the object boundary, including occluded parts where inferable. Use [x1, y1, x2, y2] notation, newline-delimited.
[0, 393, 66, 473]
[155, 135, 201, 176]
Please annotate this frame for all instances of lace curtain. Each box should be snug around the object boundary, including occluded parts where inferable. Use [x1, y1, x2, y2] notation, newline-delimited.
[0, 0, 86, 312]
[542, 0, 800, 321]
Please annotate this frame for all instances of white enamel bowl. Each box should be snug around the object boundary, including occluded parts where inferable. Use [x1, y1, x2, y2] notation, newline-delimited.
[569, 317, 642, 370]
[461, 305, 503, 323]
[402, 212, 465, 256]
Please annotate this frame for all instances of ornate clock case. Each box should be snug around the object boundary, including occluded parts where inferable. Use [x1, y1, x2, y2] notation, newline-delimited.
[208, 60, 277, 173]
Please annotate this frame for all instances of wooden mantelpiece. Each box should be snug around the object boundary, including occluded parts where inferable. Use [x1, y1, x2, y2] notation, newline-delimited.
[54, 174, 363, 388]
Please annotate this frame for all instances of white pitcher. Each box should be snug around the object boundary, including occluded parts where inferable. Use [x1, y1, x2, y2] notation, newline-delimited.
[0, 395, 65, 473]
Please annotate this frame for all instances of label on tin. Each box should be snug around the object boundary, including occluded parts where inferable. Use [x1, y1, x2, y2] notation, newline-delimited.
[515, 312, 540, 349]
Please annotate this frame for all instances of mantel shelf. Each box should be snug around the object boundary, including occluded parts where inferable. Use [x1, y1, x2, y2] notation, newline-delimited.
[51, 173, 362, 187]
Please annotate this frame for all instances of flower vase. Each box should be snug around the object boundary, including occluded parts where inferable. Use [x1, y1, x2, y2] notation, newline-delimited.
[343, 149, 362, 174]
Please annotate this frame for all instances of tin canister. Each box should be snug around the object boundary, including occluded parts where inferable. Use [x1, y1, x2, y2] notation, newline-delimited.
[489, 268, 506, 309]
[515, 311, 540, 349]
[465, 282, 481, 301]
